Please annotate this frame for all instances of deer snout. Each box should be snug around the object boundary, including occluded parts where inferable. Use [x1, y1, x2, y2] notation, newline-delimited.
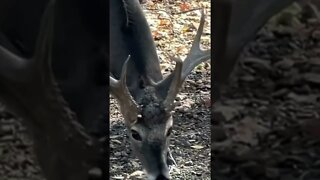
[147, 171, 170, 180]
[155, 174, 169, 180]
[145, 155, 170, 180]
[145, 161, 170, 180]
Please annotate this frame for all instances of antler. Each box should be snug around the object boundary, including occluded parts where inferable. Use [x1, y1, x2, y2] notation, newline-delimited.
[162, 56, 183, 110]
[180, 9, 211, 80]
[32, 0, 55, 80]
[0, 0, 55, 83]
[109, 10, 210, 116]
[110, 55, 139, 125]
[0, 1, 105, 179]
[156, 9, 211, 110]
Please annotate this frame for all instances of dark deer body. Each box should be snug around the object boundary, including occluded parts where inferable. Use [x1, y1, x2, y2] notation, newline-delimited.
[0, 0, 107, 137]
[110, 0, 162, 96]
[110, 0, 210, 179]
[0, 1, 107, 179]
[214, 0, 296, 100]
[110, 1, 170, 179]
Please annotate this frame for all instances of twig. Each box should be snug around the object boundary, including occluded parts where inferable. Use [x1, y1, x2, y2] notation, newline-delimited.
[173, 7, 203, 15]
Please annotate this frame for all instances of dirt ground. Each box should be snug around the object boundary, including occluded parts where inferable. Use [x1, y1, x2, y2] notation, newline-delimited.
[3, 1, 320, 180]
[214, 3, 320, 180]
[110, 0, 211, 179]
[0, 1, 211, 180]
[0, 106, 44, 180]
[7, 1, 320, 180]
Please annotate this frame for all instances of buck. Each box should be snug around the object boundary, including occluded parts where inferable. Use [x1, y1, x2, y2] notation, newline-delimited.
[0, 0, 107, 138]
[110, 0, 210, 179]
[0, 0, 107, 180]
[0, 0, 210, 179]
[214, 0, 299, 100]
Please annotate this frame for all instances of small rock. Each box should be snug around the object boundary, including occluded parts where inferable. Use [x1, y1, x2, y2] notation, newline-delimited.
[184, 161, 193, 166]
[303, 73, 320, 85]
[274, 58, 295, 70]
[312, 30, 320, 40]
[265, 167, 280, 179]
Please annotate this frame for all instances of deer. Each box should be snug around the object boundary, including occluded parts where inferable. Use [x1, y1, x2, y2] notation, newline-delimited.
[0, 0, 108, 138]
[213, 0, 317, 101]
[0, 0, 107, 180]
[0, 0, 210, 179]
[110, 0, 211, 179]
[213, 0, 320, 163]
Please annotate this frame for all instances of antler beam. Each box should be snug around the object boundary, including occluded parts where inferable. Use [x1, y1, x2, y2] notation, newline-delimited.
[110, 55, 139, 125]
[156, 9, 211, 110]
[0, 1, 105, 180]
[180, 9, 211, 81]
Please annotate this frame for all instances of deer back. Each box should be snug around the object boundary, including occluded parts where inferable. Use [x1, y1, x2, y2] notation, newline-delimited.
[0, 0, 108, 137]
[110, 0, 162, 99]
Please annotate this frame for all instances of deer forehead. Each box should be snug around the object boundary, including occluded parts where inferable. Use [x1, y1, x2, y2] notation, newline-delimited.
[146, 125, 170, 142]
[130, 113, 172, 135]
[136, 86, 172, 126]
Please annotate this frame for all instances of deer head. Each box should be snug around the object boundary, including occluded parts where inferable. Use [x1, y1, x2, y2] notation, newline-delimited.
[110, 10, 210, 180]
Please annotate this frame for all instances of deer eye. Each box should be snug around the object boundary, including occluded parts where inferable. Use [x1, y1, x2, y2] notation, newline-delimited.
[137, 114, 143, 121]
[131, 130, 142, 141]
[166, 127, 172, 137]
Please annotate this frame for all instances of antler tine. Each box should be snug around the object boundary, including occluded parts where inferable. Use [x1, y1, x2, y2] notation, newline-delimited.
[0, 0, 55, 83]
[155, 9, 210, 110]
[181, 9, 211, 81]
[33, 0, 55, 79]
[163, 56, 183, 110]
[110, 55, 131, 99]
[110, 55, 139, 124]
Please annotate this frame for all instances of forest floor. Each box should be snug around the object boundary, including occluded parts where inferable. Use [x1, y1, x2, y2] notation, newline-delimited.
[214, 2, 320, 180]
[3, 1, 320, 180]
[0, 0, 211, 179]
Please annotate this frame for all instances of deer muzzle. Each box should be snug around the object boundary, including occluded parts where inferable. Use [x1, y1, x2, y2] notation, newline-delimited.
[147, 170, 170, 180]
[137, 145, 170, 180]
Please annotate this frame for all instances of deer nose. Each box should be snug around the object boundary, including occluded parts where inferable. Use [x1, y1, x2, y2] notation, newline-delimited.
[155, 174, 169, 180]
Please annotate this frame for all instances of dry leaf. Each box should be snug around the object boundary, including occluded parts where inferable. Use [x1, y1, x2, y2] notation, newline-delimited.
[129, 170, 144, 177]
[111, 176, 124, 179]
[203, 97, 211, 108]
[177, 46, 187, 54]
[111, 139, 122, 144]
[180, 2, 191, 11]
[152, 30, 162, 39]
[159, 19, 170, 27]
[191, 145, 204, 149]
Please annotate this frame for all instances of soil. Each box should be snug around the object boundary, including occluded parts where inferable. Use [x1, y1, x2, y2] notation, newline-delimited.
[214, 3, 320, 180]
[3, 1, 320, 180]
[2, 1, 320, 180]
[0, 107, 44, 180]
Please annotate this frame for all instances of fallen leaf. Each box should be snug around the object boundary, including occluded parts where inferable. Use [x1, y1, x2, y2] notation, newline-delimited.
[232, 116, 269, 145]
[303, 73, 320, 84]
[191, 145, 204, 149]
[111, 176, 124, 179]
[129, 170, 144, 177]
[159, 19, 170, 27]
[179, 2, 191, 11]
